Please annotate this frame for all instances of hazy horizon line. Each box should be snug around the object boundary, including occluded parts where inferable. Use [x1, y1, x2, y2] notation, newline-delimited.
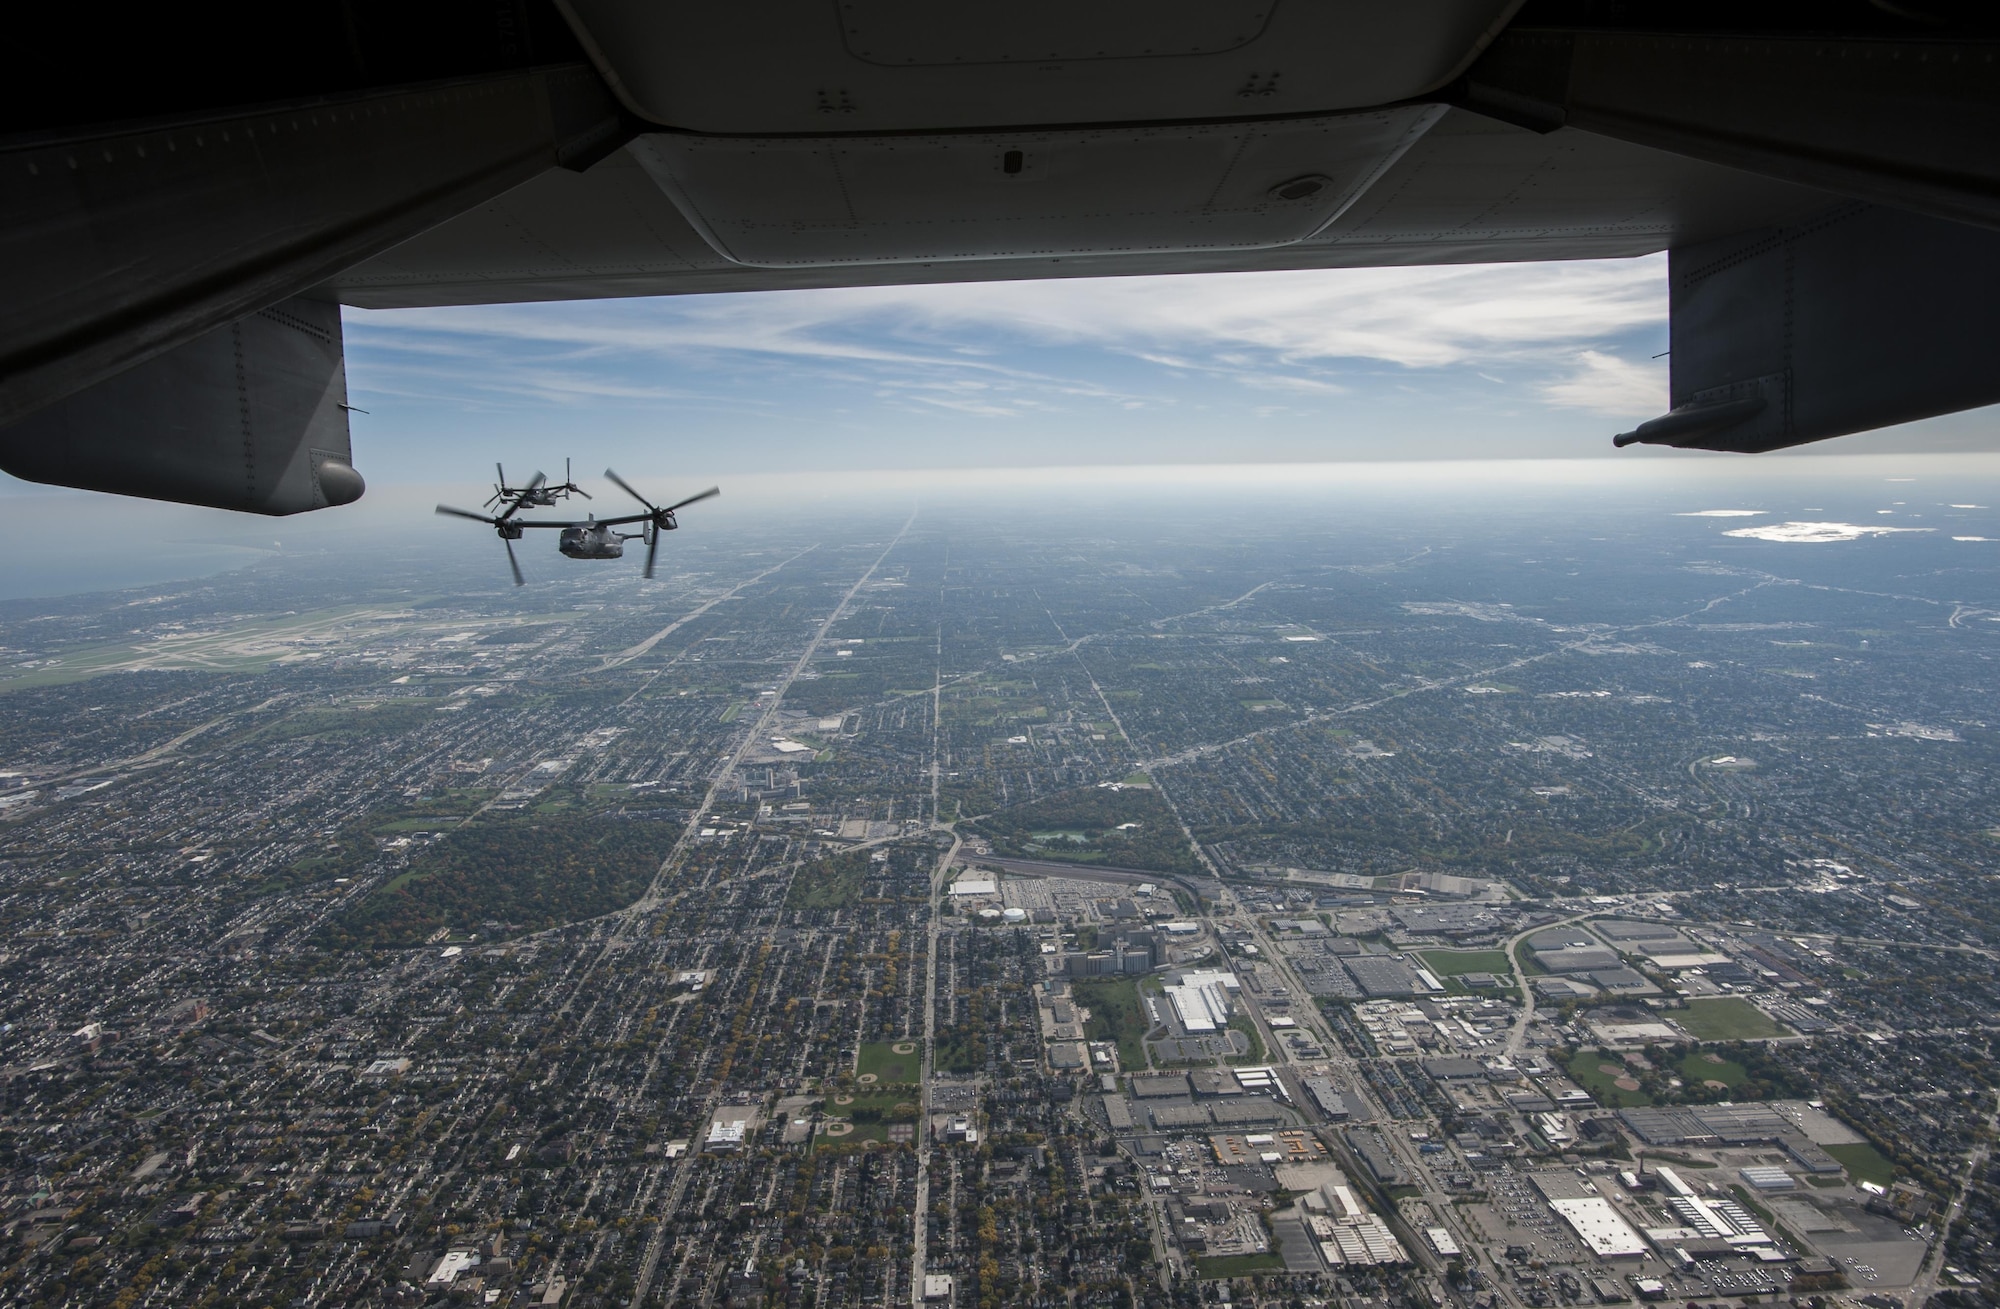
[9, 446, 2000, 507]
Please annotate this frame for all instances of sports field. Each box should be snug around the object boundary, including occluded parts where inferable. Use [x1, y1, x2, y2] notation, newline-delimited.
[1676, 998, 1784, 1040]
[855, 1039, 922, 1084]
[1827, 1142, 1895, 1188]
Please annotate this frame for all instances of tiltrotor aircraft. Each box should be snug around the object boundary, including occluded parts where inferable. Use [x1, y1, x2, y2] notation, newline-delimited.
[1, 2, 1997, 514]
[438, 469, 718, 585]
[485, 459, 591, 513]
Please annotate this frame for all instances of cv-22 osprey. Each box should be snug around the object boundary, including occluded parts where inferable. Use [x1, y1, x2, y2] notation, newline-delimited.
[437, 468, 717, 586]
[484, 458, 591, 513]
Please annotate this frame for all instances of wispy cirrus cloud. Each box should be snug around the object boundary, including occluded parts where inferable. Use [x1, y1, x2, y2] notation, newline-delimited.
[348, 257, 1667, 404]
[815, 258, 1669, 371]
[337, 256, 1677, 476]
[356, 255, 1662, 357]
[1539, 349, 1668, 414]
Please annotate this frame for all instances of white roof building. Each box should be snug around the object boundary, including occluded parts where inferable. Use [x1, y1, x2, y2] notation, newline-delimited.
[1323, 1183, 1365, 1219]
[1548, 1198, 1649, 1258]
[427, 1251, 478, 1284]
[1164, 984, 1222, 1033]
[1318, 1214, 1407, 1266]
[1165, 978, 1237, 1034]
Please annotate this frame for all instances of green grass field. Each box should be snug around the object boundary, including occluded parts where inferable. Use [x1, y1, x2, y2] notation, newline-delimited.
[1419, 949, 1513, 976]
[1676, 997, 1784, 1041]
[1827, 1142, 1895, 1188]
[1194, 1253, 1285, 1279]
[1074, 977, 1151, 1071]
[817, 1087, 921, 1149]
[786, 852, 867, 910]
[816, 1122, 891, 1147]
[1679, 1049, 1748, 1087]
[1418, 949, 1519, 997]
[855, 1039, 922, 1085]
[1566, 1050, 1654, 1107]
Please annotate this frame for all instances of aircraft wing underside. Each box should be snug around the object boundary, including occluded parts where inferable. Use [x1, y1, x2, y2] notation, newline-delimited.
[327, 109, 1834, 309]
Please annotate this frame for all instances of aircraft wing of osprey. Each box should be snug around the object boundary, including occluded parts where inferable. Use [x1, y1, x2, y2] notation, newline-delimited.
[2, 0, 1997, 514]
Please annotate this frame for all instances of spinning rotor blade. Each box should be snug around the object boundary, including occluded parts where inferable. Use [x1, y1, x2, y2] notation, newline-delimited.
[496, 471, 547, 520]
[663, 487, 720, 513]
[440, 503, 524, 584]
[603, 468, 655, 512]
[644, 524, 661, 579]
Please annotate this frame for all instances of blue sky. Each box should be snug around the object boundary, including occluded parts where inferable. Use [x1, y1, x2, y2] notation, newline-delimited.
[337, 253, 1999, 484]
[341, 255, 1685, 481]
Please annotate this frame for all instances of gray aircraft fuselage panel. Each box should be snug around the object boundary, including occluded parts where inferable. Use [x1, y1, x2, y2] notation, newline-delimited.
[325, 110, 1841, 310]
[558, 0, 1523, 133]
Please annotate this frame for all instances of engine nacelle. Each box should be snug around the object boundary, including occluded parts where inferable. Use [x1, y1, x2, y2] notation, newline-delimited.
[0, 297, 362, 515]
[1617, 204, 2000, 453]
